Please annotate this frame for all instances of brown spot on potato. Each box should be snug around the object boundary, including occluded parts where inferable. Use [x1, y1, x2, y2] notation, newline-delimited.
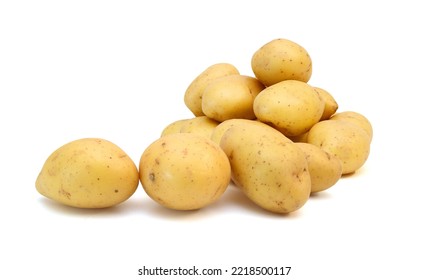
[149, 173, 155, 182]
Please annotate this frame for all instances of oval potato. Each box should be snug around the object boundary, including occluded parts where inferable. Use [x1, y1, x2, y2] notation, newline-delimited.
[35, 138, 139, 208]
[307, 120, 371, 175]
[251, 38, 312, 86]
[139, 133, 231, 210]
[254, 80, 324, 137]
[184, 63, 239, 116]
[202, 75, 265, 122]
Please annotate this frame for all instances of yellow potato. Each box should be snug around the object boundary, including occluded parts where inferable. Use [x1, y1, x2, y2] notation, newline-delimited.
[307, 120, 371, 175]
[288, 131, 309, 143]
[220, 124, 310, 214]
[179, 116, 219, 139]
[184, 63, 239, 116]
[139, 133, 231, 210]
[295, 143, 342, 193]
[210, 118, 271, 145]
[251, 38, 312, 86]
[254, 80, 324, 137]
[160, 118, 189, 137]
[330, 111, 373, 142]
[35, 138, 139, 208]
[202, 75, 265, 122]
[313, 86, 339, 121]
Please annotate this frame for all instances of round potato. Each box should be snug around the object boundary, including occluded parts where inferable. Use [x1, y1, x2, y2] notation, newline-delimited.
[179, 116, 220, 139]
[254, 80, 324, 137]
[184, 63, 239, 116]
[160, 118, 189, 137]
[220, 124, 310, 214]
[139, 133, 231, 210]
[307, 120, 371, 175]
[251, 38, 312, 86]
[313, 86, 339, 121]
[330, 111, 373, 142]
[202, 75, 265, 122]
[295, 143, 342, 193]
[35, 138, 139, 208]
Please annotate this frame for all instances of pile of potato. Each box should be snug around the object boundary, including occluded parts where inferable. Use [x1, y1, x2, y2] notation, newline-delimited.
[35, 38, 372, 214]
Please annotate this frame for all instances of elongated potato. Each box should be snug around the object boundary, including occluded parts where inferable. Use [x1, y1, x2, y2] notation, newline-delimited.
[220, 124, 310, 214]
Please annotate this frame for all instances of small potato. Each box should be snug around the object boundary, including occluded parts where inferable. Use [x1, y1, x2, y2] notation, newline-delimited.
[251, 38, 312, 86]
[139, 133, 231, 210]
[210, 118, 272, 145]
[179, 116, 220, 139]
[330, 111, 373, 142]
[202, 75, 265, 122]
[160, 118, 190, 137]
[35, 138, 139, 208]
[184, 63, 240, 116]
[313, 87, 339, 121]
[307, 120, 371, 175]
[295, 143, 342, 193]
[254, 80, 324, 137]
[220, 124, 310, 214]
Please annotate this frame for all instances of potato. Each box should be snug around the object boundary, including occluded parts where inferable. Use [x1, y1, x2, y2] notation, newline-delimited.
[35, 138, 139, 208]
[179, 116, 219, 138]
[307, 120, 371, 175]
[201, 75, 265, 122]
[251, 38, 312, 86]
[313, 86, 339, 121]
[330, 111, 373, 142]
[220, 123, 310, 214]
[254, 80, 324, 137]
[210, 118, 271, 145]
[184, 63, 240, 116]
[295, 143, 342, 193]
[139, 133, 231, 210]
[160, 118, 189, 137]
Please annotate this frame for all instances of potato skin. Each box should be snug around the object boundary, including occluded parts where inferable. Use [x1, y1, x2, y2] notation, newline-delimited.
[202, 75, 265, 122]
[210, 118, 272, 145]
[313, 87, 339, 121]
[220, 124, 310, 214]
[330, 111, 373, 142]
[139, 133, 231, 210]
[307, 120, 371, 175]
[35, 138, 139, 208]
[251, 38, 312, 86]
[179, 116, 220, 139]
[160, 119, 189, 137]
[295, 143, 342, 193]
[184, 63, 239, 116]
[254, 80, 324, 137]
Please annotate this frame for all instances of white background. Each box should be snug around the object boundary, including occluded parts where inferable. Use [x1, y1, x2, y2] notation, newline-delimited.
[1, 1, 427, 279]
